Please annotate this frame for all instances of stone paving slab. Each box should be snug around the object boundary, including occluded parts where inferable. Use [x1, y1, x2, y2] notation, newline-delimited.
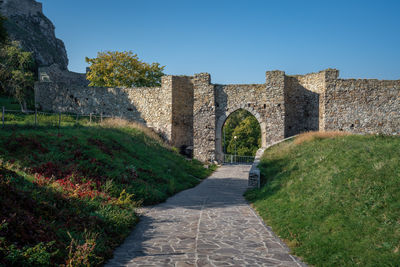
[106, 165, 306, 267]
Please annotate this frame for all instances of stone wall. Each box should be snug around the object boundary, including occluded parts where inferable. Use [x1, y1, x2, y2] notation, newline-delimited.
[284, 71, 326, 137]
[264, 71, 286, 144]
[324, 77, 400, 135]
[214, 83, 266, 162]
[34, 65, 400, 163]
[213, 71, 286, 162]
[35, 67, 173, 140]
[192, 73, 216, 162]
[171, 76, 194, 151]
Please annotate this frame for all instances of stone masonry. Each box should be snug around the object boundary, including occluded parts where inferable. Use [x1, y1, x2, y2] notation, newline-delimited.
[0, 0, 69, 70]
[35, 65, 400, 163]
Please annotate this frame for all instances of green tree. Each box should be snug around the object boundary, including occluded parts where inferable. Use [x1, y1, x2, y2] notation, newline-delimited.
[0, 16, 7, 44]
[223, 109, 261, 156]
[85, 51, 165, 88]
[227, 116, 261, 156]
[222, 109, 252, 151]
[0, 41, 35, 111]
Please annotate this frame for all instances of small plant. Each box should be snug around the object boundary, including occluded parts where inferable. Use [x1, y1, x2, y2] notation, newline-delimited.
[65, 231, 99, 267]
[101, 179, 114, 194]
[126, 165, 138, 180]
[3, 242, 58, 267]
[115, 189, 134, 206]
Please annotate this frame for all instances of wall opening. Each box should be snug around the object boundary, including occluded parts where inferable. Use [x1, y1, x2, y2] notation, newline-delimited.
[221, 109, 261, 157]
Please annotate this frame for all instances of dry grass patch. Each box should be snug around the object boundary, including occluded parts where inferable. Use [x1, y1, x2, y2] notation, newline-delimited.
[100, 118, 166, 145]
[294, 131, 351, 145]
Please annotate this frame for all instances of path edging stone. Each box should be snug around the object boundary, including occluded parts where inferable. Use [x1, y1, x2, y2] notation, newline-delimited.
[248, 135, 298, 188]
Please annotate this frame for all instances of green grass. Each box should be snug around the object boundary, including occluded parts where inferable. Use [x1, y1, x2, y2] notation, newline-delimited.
[245, 133, 400, 267]
[0, 96, 108, 128]
[0, 96, 21, 110]
[0, 123, 215, 266]
[0, 111, 98, 128]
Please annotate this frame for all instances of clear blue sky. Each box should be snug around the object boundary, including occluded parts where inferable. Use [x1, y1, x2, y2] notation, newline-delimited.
[40, 0, 400, 84]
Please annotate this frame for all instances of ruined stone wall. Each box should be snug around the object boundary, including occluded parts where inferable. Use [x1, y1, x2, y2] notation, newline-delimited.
[192, 73, 216, 162]
[214, 83, 266, 118]
[35, 75, 173, 140]
[324, 78, 400, 135]
[171, 76, 194, 150]
[213, 71, 286, 162]
[214, 83, 267, 159]
[264, 71, 286, 144]
[38, 64, 88, 85]
[284, 71, 326, 137]
[35, 65, 400, 163]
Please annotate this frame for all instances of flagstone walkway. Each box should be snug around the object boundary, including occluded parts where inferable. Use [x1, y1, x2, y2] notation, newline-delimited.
[106, 165, 306, 267]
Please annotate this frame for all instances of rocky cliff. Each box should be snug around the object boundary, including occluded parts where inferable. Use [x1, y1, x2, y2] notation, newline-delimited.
[0, 0, 68, 70]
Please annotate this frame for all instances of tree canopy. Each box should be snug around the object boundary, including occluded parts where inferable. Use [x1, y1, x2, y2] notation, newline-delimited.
[0, 40, 35, 111]
[0, 16, 7, 44]
[222, 109, 261, 156]
[85, 51, 165, 88]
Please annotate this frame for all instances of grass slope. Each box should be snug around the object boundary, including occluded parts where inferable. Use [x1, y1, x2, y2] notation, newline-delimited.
[0, 121, 214, 266]
[245, 132, 400, 266]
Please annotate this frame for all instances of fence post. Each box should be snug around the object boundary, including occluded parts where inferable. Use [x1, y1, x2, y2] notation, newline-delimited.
[76, 113, 79, 124]
[34, 108, 37, 127]
[100, 113, 103, 123]
[2, 106, 4, 128]
[231, 155, 233, 164]
[58, 112, 61, 135]
[90, 113, 92, 124]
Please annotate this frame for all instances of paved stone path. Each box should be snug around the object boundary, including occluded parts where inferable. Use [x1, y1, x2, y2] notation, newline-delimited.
[106, 165, 306, 267]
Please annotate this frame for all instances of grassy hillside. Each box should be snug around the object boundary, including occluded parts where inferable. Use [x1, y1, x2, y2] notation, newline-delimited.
[245, 132, 400, 266]
[0, 119, 215, 266]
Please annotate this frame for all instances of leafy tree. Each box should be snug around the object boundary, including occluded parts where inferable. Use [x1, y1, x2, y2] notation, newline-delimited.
[0, 16, 7, 44]
[227, 116, 261, 156]
[223, 109, 261, 156]
[0, 41, 35, 111]
[222, 109, 251, 150]
[85, 51, 165, 88]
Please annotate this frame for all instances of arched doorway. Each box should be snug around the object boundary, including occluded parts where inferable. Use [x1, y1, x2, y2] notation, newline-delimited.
[215, 107, 267, 163]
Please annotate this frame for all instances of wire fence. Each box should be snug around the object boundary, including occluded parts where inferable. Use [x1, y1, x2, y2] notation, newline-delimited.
[223, 154, 255, 164]
[0, 106, 115, 131]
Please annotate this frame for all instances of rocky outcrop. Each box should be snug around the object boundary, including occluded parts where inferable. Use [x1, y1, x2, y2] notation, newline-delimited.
[0, 0, 68, 70]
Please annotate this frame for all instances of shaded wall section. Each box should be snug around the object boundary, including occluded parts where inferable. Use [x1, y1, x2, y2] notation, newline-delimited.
[171, 76, 194, 151]
[284, 71, 327, 137]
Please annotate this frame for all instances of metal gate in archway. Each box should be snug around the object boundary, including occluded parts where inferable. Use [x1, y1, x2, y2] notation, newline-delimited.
[223, 154, 255, 164]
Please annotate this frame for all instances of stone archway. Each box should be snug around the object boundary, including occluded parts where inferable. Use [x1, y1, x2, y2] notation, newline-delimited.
[215, 105, 267, 163]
